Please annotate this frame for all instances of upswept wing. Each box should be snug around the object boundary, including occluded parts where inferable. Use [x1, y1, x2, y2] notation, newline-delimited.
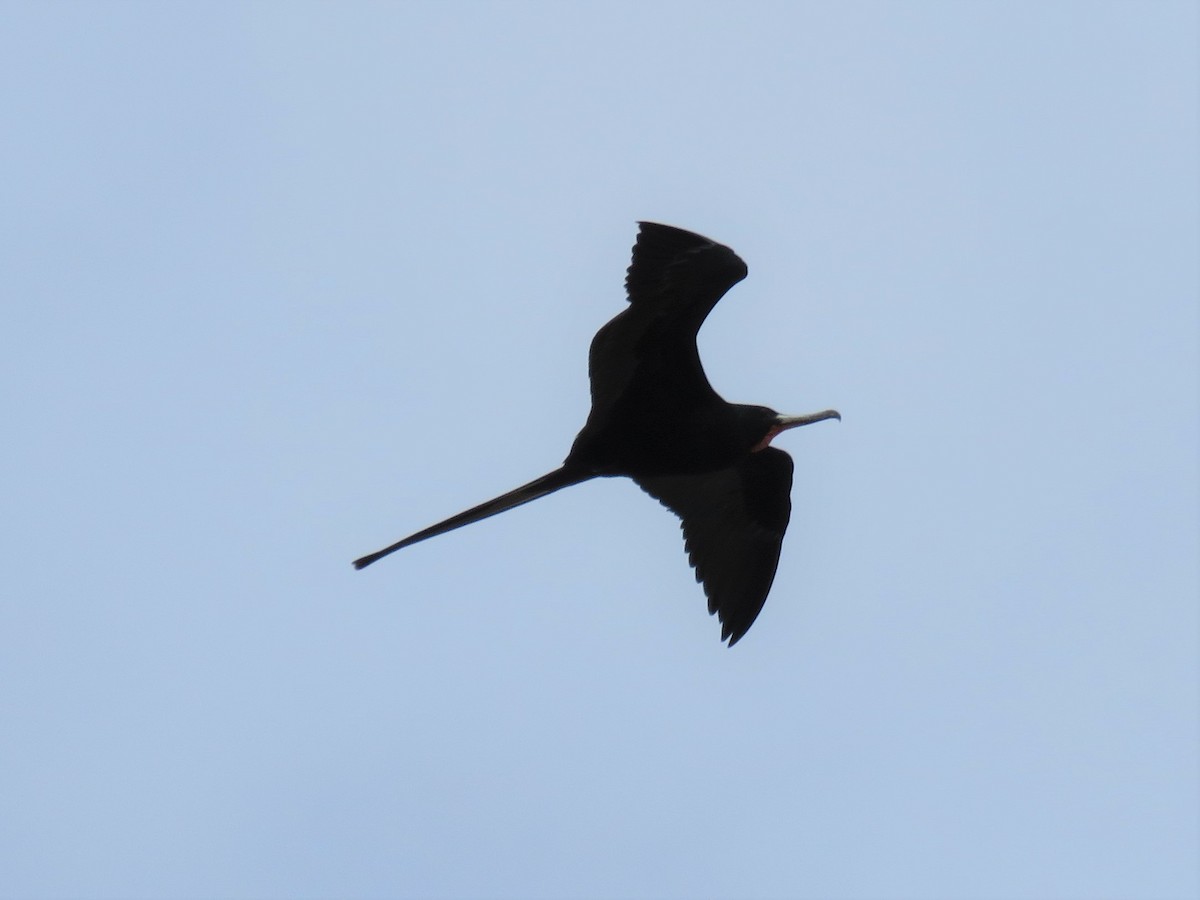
[623, 222, 748, 324]
[635, 447, 794, 645]
[586, 222, 748, 420]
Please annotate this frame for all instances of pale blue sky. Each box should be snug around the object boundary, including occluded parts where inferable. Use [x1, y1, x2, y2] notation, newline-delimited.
[3, 3, 1197, 899]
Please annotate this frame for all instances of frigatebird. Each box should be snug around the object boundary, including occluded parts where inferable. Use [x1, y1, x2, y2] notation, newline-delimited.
[354, 222, 839, 645]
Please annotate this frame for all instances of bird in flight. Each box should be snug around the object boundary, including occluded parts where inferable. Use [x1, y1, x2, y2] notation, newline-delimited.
[354, 222, 839, 645]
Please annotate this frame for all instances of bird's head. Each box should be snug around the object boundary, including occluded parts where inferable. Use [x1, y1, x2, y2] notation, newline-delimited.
[741, 405, 841, 453]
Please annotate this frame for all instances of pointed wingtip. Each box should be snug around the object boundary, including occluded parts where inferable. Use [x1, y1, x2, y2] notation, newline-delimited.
[721, 617, 748, 647]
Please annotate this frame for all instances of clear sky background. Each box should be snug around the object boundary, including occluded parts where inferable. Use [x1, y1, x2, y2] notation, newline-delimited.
[3, 3, 1196, 899]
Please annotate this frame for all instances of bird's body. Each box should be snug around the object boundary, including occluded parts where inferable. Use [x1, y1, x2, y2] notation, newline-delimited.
[355, 222, 839, 645]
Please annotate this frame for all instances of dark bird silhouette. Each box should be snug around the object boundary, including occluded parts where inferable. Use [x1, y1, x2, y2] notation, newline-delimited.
[354, 222, 839, 645]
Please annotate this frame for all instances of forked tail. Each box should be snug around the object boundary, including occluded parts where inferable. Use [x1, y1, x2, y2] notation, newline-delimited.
[353, 466, 593, 569]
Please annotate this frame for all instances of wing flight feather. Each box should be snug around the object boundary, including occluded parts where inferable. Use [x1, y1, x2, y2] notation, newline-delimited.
[635, 447, 794, 645]
[586, 222, 747, 421]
